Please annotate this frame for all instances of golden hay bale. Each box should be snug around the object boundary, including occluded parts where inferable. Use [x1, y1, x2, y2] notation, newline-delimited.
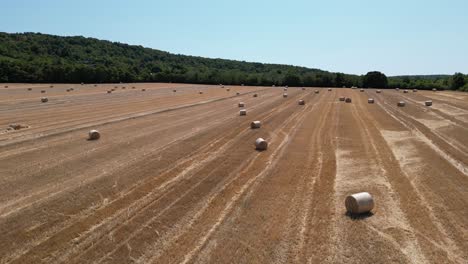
[302, 87, 305, 90]
[27, 88, 32, 91]
[413, 89, 417, 92]
[250, 121, 261, 129]
[239, 109, 247, 116]
[284, 87, 288, 91]
[107, 90, 112, 94]
[360, 89, 364, 92]
[41, 97, 48, 103]
[238, 102, 245, 107]
[173, 89, 177, 92]
[339, 97, 345, 101]
[425, 100, 433, 106]
[398, 101, 406, 107]
[41, 90, 46, 93]
[432, 88, 437, 91]
[199, 91, 203, 94]
[345, 192, 374, 214]
[315, 90, 319, 94]
[283, 93, 288, 98]
[368, 98, 375, 104]
[142, 89, 146, 91]
[298, 99, 305, 105]
[227, 88, 230, 91]
[236, 92, 240, 96]
[376, 90, 381, 93]
[50, 85, 54, 88]
[328, 88, 332, 91]
[88, 130, 100, 140]
[345, 98, 352, 103]
[253, 93, 258, 97]
[255, 138, 268, 151]
[403, 90, 409, 93]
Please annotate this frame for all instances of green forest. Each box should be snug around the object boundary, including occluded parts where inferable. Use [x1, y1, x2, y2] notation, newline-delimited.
[0, 32, 467, 91]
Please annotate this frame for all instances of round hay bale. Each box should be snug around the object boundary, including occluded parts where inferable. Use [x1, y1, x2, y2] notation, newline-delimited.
[142, 89, 146, 91]
[239, 109, 247, 116]
[345, 192, 374, 214]
[413, 89, 417, 92]
[41, 97, 48, 103]
[132, 86, 136, 89]
[432, 88, 437, 91]
[368, 98, 375, 104]
[315, 90, 319, 94]
[283, 93, 288, 98]
[88, 130, 100, 140]
[4, 85, 8, 88]
[27, 88, 32, 91]
[376, 90, 382, 93]
[107, 90, 112, 94]
[360, 89, 364, 92]
[339, 97, 345, 101]
[253, 93, 258, 97]
[226, 88, 230, 91]
[50, 85, 54, 88]
[199, 91, 203, 94]
[425, 100, 433, 106]
[114, 86, 118, 88]
[236, 92, 240, 96]
[238, 102, 245, 107]
[345, 98, 352, 103]
[284, 87, 288, 91]
[241, 84, 245, 86]
[41, 90, 46, 93]
[70, 88, 74, 91]
[396, 87, 400, 91]
[285, 85, 288, 88]
[66, 89, 71, 92]
[255, 138, 268, 151]
[173, 89, 177, 92]
[122, 86, 126, 89]
[94, 84, 98, 87]
[403, 90, 409, 93]
[302, 87, 305, 90]
[398, 101, 406, 107]
[81, 82, 84, 85]
[250, 121, 261, 129]
[328, 88, 332, 91]
[111, 88, 115, 91]
[298, 99, 305, 105]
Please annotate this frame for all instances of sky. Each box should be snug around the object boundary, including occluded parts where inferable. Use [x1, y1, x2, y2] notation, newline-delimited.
[1, 0, 467, 76]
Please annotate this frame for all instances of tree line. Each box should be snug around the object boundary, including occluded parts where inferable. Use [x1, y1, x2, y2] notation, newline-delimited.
[0, 32, 466, 91]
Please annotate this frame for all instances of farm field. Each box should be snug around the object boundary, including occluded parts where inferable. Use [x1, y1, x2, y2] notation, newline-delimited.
[0, 83, 467, 264]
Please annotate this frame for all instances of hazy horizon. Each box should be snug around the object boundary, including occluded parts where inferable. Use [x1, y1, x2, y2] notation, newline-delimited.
[1, 0, 467, 76]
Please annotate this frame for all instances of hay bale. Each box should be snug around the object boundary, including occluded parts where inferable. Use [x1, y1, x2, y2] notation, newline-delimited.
[241, 84, 245, 86]
[238, 102, 245, 107]
[255, 138, 268, 151]
[403, 90, 409, 93]
[81, 82, 84, 85]
[283, 93, 288, 98]
[397, 101, 406, 107]
[285, 85, 288, 88]
[302, 87, 305, 90]
[298, 99, 305, 105]
[339, 97, 345, 101]
[142, 89, 146, 91]
[132, 86, 136, 89]
[315, 90, 319, 94]
[41, 97, 48, 103]
[27, 88, 32, 91]
[432, 88, 437, 91]
[250, 121, 261, 129]
[284, 87, 288, 91]
[122, 86, 126, 89]
[66, 89, 71, 92]
[413, 89, 417, 92]
[70, 88, 74, 91]
[239, 109, 247, 116]
[226, 88, 230, 91]
[41, 90, 46, 93]
[4, 85, 8, 88]
[111, 88, 115, 91]
[50, 85, 54, 88]
[376, 90, 381, 93]
[94, 84, 98, 87]
[199, 91, 203, 94]
[425, 100, 433, 106]
[253, 93, 258, 97]
[88, 130, 100, 140]
[114, 86, 118, 88]
[107, 90, 112, 94]
[360, 89, 364, 92]
[368, 98, 375, 104]
[345, 98, 352, 103]
[328, 88, 332, 91]
[345, 192, 374, 214]
[173, 89, 177, 92]
[236, 92, 240, 96]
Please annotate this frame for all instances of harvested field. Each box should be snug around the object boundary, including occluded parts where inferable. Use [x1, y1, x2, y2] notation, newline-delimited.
[0, 83, 467, 264]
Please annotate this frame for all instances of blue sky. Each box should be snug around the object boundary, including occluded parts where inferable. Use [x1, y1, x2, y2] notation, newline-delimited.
[1, 0, 467, 76]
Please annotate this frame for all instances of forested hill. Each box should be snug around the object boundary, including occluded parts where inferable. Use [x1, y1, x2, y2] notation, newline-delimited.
[0, 32, 466, 91]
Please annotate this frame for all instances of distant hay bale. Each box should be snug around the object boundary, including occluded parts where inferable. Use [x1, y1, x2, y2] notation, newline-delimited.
[173, 89, 177, 92]
[81, 82, 84, 85]
[236, 92, 240, 96]
[396, 88, 400, 91]
[302, 87, 305, 90]
[345, 192, 374, 214]
[360, 89, 364, 92]
[107, 90, 112, 94]
[255, 138, 268, 151]
[413, 89, 417, 92]
[272, 85, 276, 87]
[376, 90, 382, 93]
[425, 100, 432, 106]
[285, 85, 288, 88]
[315, 90, 319, 94]
[328, 88, 332, 91]
[239, 109, 247, 116]
[339, 97, 345, 101]
[345, 98, 352, 103]
[226, 88, 230, 91]
[4, 85, 8, 88]
[111, 88, 115, 91]
[41, 90, 46, 93]
[66, 89, 71, 92]
[199, 91, 203, 94]
[253, 93, 258, 97]
[250, 121, 261, 129]
[132, 86, 136, 89]
[403, 90, 409, 93]
[398, 101, 406, 107]
[241, 84, 245, 86]
[114, 86, 118, 88]
[88, 130, 100, 140]
[283, 93, 288, 98]
[70, 88, 74, 91]
[368, 98, 375, 104]
[122, 87, 126, 89]
[238, 102, 245, 107]
[432, 88, 437, 91]
[41, 97, 48, 103]
[284, 87, 288, 91]
[27, 88, 32, 91]
[142, 89, 146, 91]
[94, 84, 98, 87]
[50, 85, 54, 88]
[298, 99, 305, 105]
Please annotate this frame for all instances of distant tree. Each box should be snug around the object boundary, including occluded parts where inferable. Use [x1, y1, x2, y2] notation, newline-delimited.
[363, 71, 388, 88]
[283, 73, 302, 86]
[451, 73, 465, 90]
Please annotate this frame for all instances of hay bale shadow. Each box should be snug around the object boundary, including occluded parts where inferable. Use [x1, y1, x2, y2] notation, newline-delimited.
[345, 211, 374, 220]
